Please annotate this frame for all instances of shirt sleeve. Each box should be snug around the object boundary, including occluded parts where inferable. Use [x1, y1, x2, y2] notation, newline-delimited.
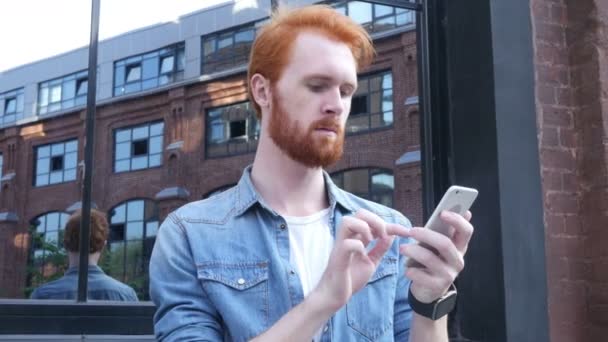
[149, 213, 224, 342]
[393, 215, 414, 341]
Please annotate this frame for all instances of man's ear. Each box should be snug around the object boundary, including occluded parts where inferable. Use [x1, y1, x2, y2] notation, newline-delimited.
[250, 73, 271, 109]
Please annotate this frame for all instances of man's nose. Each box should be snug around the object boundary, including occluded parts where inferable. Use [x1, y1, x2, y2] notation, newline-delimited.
[321, 88, 344, 116]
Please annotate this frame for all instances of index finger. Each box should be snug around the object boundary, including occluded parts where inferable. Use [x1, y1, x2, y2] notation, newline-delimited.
[354, 209, 388, 238]
[386, 223, 410, 237]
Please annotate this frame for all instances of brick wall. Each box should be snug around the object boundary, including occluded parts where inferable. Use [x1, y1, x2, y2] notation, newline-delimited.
[0, 30, 423, 297]
[532, 0, 608, 340]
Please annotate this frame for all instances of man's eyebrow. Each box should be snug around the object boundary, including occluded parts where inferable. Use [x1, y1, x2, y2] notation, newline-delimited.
[303, 74, 357, 89]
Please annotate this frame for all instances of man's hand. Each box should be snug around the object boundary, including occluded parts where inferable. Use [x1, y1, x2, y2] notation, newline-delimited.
[400, 210, 474, 303]
[312, 209, 395, 311]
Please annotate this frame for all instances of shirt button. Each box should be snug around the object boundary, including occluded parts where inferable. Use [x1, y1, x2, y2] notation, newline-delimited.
[280, 223, 286, 230]
[237, 278, 245, 285]
[323, 325, 329, 332]
[290, 270, 296, 275]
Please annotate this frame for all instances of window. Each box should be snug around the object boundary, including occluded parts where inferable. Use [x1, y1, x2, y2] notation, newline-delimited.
[206, 102, 260, 158]
[34, 140, 78, 187]
[0, 88, 25, 127]
[104, 199, 159, 300]
[331, 168, 395, 208]
[347, 71, 393, 133]
[26, 212, 70, 296]
[332, 1, 414, 34]
[114, 43, 185, 96]
[38, 70, 88, 115]
[201, 21, 265, 74]
[114, 121, 164, 173]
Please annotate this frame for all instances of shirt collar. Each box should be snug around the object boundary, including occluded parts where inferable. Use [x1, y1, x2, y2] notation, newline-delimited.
[234, 165, 355, 216]
[64, 265, 104, 276]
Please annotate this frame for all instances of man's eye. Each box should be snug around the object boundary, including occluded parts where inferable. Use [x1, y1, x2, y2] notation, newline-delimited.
[308, 84, 325, 92]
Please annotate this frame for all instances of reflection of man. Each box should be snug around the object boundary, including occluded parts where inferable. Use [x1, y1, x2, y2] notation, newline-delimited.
[150, 5, 474, 341]
[30, 209, 138, 301]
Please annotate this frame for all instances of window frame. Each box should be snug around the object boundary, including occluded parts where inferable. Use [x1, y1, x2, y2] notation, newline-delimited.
[0, 87, 25, 127]
[346, 69, 395, 135]
[330, 167, 395, 208]
[112, 121, 165, 173]
[37, 70, 89, 115]
[32, 138, 79, 188]
[204, 101, 260, 159]
[113, 42, 185, 97]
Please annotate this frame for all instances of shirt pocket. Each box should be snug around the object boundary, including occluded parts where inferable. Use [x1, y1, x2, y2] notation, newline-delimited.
[197, 261, 269, 341]
[346, 257, 398, 341]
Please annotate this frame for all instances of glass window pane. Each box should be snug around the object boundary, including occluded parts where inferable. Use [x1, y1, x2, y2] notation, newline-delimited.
[235, 29, 254, 43]
[115, 159, 130, 172]
[218, 35, 232, 49]
[126, 64, 142, 82]
[65, 140, 78, 152]
[51, 143, 65, 156]
[63, 168, 76, 182]
[177, 49, 185, 71]
[348, 1, 372, 24]
[372, 173, 395, 189]
[374, 4, 394, 17]
[76, 79, 88, 96]
[148, 154, 161, 167]
[62, 80, 76, 100]
[150, 122, 163, 136]
[126, 222, 144, 240]
[36, 157, 50, 174]
[115, 65, 125, 87]
[203, 38, 216, 56]
[142, 57, 159, 80]
[36, 174, 49, 186]
[39, 87, 49, 107]
[47, 213, 59, 230]
[127, 200, 144, 221]
[111, 204, 126, 224]
[36, 216, 46, 232]
[146, 221, 159, 237]
[64, 152, 77, 169]
[116, 129, 131, 143]
[50, 85, 62, 103]
[160, 55, 174, 74]
[116, 142, 131, 160]
[132, 126, 149, 140]
[343, 169, 370, 195]
[131, 156, 148, 170]
[149, 136, 162, 154]
[49, 171, 63, 184]
[38, 146, 50, 158]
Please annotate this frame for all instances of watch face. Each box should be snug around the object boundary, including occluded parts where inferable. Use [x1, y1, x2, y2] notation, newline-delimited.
[434, 292, 457, 319]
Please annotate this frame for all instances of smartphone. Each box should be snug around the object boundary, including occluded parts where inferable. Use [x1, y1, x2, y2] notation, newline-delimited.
[405, 185, 478, 268]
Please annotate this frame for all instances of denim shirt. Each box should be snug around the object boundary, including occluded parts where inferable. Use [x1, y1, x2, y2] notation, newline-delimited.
[30, 265, 139, 301]
[150, 166, 414, 341]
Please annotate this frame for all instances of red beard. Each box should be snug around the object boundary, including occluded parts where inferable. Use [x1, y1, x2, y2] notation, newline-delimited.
[269, 92, 344, 168]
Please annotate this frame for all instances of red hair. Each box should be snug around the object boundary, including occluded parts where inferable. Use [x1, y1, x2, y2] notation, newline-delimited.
[247, 4, 375, 118]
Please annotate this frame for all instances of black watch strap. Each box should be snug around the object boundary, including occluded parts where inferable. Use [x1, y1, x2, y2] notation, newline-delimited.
[408, 283, 458, 320]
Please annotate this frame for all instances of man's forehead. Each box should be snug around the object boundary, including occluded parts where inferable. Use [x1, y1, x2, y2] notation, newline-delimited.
[287, 31, 358, 81]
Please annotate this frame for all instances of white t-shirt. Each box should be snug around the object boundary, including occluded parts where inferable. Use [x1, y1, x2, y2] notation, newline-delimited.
[284, 207, 334, 341]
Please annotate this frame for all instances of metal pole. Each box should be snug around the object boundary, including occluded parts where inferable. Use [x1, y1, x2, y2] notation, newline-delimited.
[415, 0, 436, 220]
[77, 0, 100, 302]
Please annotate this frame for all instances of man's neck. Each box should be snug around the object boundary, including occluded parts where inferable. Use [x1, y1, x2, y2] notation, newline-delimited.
[67, 252, 100, 268]
[251, 135, 330, 217]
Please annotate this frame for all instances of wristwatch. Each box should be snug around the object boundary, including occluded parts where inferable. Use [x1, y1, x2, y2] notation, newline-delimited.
[408, 283, 457, 320]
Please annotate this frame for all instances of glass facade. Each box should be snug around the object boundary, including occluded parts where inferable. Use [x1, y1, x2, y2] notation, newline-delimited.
[34, 140, 78, 187]
[104, 199, 159, 300]
[206, 102, 260, 158]
[114, 121, 164, 173]
[347, 71, 393, 134]
[333, 0, 415, 33]
[38, 70, 88, 115]
[0, 88, 25, 127]
[26, 212, 70, 296]
[114, 43, 185, 96]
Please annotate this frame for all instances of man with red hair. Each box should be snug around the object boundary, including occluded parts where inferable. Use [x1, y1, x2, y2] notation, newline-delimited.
[150, 5, 474, 341]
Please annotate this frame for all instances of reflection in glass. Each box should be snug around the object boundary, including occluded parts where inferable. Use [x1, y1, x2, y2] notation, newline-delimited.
[106, 199, 159, 300]
[331, 168, 395, 208]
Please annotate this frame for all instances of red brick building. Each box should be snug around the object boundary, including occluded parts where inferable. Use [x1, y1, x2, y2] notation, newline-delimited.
[0, 0, 606, 340]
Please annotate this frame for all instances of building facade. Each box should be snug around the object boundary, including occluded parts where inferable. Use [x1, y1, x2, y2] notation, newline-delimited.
[0, 0, 423, 300]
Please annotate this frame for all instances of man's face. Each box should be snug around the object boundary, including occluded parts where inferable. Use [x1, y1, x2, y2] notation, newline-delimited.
[268, 31, 358, 168]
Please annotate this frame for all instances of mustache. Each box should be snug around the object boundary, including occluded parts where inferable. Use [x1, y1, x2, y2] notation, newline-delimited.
[311, 118, 342, 133]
